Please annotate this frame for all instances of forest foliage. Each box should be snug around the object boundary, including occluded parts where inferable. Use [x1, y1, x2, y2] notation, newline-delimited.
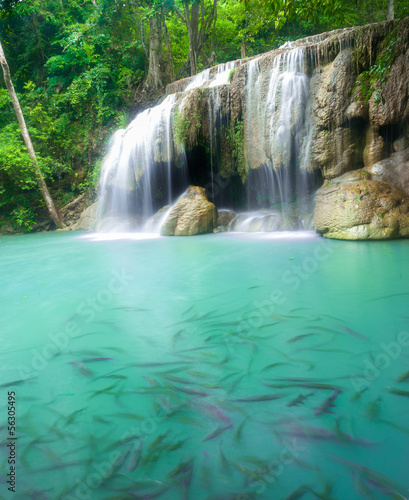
[0, 0, 407, 230]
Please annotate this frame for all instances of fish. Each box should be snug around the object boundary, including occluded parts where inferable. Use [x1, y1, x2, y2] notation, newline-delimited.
[313, 389, 342, 416]
[287, 333, 318, 343]
[396, 370, 409, 383]
[330, 455, 407, 495]
[202, 424, 233, 441]
[219, 444, 230, 474]
[65, 408, 85, 425]
[148, 430, 170, 450]
[87, 381, 122, 400]
[261, 362, 291, 371]
[388, 388, 409, 398]
[174, 386, 209, 397]
[168, 438, 188, 452]
[234, 417, 249, 442]
[167, 459, 194, 478]
[159, 374, 194, 384]
[128, 440, 142, 471]
[82, 357, 114, 363]
[233, 394, 283, 403]
[331, 323, 368, 340]
[69, 360, 93, 377]
[0, 379, 27, 388]
[286, 392, 314, 407]
[366, 397, 381, 421]
[200, 403, 231, 423]
[263, 379, 341, 391]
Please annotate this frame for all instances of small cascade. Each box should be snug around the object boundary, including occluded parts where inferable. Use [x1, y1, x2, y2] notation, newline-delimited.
[185, 69, 211, 91]
[98, 94, 187, 231]
[243, 47, 316, 228]
[208, 62, 235, 88]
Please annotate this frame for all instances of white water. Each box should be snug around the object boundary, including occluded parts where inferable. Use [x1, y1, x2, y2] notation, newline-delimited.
[184, 69, 211, 91]
[244, 48, 315, 225]
[208, 61, 235, 88]
[98, 95, 185, 231]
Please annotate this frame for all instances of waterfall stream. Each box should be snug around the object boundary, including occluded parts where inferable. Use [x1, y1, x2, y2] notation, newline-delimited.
[97, 47, 318, 232]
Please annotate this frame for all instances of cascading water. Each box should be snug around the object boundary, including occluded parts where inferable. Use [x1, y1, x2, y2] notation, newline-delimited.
[243, 47, 316, 229]
[98, 94, 187, 231]
[97, 44, 318, 234]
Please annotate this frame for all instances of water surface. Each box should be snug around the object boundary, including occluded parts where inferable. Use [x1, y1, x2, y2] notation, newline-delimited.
[1, 231, 409, 499]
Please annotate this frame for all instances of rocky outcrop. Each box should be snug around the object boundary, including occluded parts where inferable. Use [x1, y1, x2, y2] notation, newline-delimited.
[161, 186, 218, 236]
[70, 201, 99, 231]
[315, 170, 409, 240]
[366, 147, 409, 197]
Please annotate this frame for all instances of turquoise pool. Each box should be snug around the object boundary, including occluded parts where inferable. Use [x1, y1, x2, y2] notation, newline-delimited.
[1, 231, 409, 499]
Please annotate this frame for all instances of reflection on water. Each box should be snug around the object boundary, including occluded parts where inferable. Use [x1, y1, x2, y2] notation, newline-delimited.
[0, 231, 409, 499]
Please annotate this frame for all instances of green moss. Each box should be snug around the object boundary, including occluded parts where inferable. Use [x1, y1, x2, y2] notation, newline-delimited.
[220, 119, 248, 183]
[173, 90, 203, 146]
[228, 67, 237, 82]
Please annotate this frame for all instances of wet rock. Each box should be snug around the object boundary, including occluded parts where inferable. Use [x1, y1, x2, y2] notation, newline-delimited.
[366, 147, 409, 197]
[161, 186, 218, 236]
[70, 201, 99, 231]
[144, 205, 170, 233]
[315, 170, 409, 240]
[217, 209, 236, 227]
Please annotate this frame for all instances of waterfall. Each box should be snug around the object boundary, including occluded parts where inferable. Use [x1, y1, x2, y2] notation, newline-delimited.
[98, 95, 187, 231]
[243, 47, 316, 227]
[96, 44, 318, 233]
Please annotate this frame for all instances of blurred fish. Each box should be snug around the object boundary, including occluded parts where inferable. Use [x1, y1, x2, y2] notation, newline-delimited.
[287, 393, 314, 407]
[128, 439, 142, 471]
[396, 370, 409, 383]
[87, 381, 122, 400]
[261, 362, 291, 372]
[234, 417, 249, 442]
[200, 403, 231, 424]
[388, 388, 409, 398]
[65, 408, 85, 425]
[148, 430, 170, 450]
[233, 394, 283, 403]
[287, 334, 318, 343]
[174, 386, 209, 397]
[82, 357, 114, 363]
[203, 424, 233, 441]
[167, 458, 194, 479]
[219, 444, 230, 474]
[366, 397, 381, 421]
[331, 456, 407, 496]
[331, 323, 368, 340]
[70, 360, 93, 377]
[313, 389, 342, 416]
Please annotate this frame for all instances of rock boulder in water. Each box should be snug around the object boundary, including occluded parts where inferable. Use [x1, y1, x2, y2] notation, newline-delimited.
[314, 170, 409, 240]
[161, 186, 218, 236]
[217, 209, 236, 227]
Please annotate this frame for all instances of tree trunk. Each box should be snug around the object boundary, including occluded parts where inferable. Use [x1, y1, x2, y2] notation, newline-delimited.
[145, 13, 165, 90]
[0, 41, 64, 229]
[241, 39, 246, 59]
[185, 3, 198, 76]
[387, 0, 394, 20]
